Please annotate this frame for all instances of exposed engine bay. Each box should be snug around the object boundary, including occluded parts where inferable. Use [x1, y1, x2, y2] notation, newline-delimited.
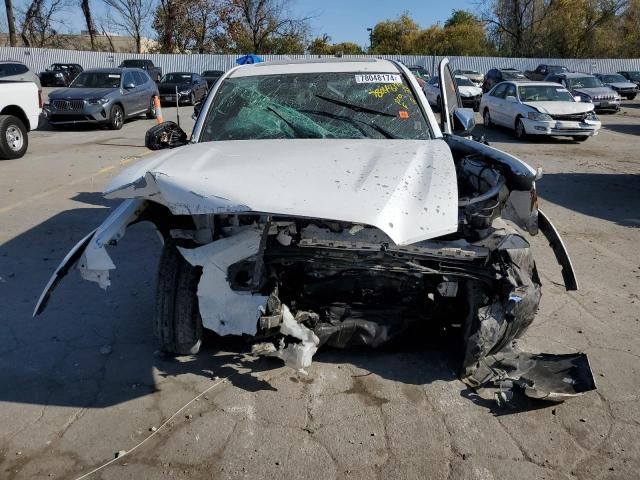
[33, 136, 594, 403]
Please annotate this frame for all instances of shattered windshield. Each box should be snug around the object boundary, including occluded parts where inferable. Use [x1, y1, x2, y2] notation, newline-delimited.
[567, 77, 602, 88]
[518, 85, 574, 102]
[200, 72, 432, 141]
[71, 72, 121, 88]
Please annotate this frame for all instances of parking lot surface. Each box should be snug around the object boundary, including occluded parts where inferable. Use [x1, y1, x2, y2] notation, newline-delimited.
[1, 96, 639, 479]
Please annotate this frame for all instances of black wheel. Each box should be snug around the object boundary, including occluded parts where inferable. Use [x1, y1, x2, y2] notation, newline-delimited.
[0, 115, 28, 159]
[483, 108, 492, 128]
[573, 135, 589, 142]
[146, 97, 156, 119]
[189, 92, 196, 106]
[514, 117, 527, 140]
[109, 104, 124, 130]
[154, 239, 203, 355]
[626, 94, 636, 100]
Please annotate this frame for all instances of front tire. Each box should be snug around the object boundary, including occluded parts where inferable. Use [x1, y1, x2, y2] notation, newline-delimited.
[483, 108, 492, 128]
[573, 135, 589, 142]
[626, 94, 636, 100]
[0, 115, 28, 159]
[154, 239, 203, 355]
[109, 104, 124, 130]
[514, 117, 527, 140]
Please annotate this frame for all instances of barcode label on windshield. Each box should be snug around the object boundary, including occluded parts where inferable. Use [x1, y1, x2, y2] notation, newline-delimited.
[355, 74, 401, 84]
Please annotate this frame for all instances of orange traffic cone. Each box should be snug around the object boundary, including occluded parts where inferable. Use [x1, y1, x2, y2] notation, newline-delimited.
[153, 96, 164, 124]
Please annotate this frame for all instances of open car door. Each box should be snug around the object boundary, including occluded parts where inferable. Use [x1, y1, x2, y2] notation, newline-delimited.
[438, 58, 476, 136]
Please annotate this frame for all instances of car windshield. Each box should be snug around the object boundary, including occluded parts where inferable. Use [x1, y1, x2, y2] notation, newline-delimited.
[50, 64, 70, 71]
[200, 72, 431, 141]
[0, 64, 19, 77]
[600, 74, 627, 83]
[456, 77, 475, 87]
[70, 72, 121, 88]
[203, 71, 223, 77]
[625, 71, 640, 81]
[502, 70, 525, 79]
[409, 67, 429, 78]
[547, 66, 568, 74]
[161, 73, 192, 83]
[120, 60, 145, 68]
[567, 76, 602, 88]
[518, 85, 574, 102]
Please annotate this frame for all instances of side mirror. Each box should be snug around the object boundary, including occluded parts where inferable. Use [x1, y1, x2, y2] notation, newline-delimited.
[506, 95, 518, 103]
[145, 121, 189, 150]
[452, 108, 476, 136]
[124, 82, 135, 89]
[574, 96, 582, 102]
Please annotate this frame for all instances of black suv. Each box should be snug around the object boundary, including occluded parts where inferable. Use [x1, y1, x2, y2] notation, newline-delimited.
[482, 68, 526, 92]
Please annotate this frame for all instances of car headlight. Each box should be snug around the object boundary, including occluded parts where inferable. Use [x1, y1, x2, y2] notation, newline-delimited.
[527, 112, 553, 121]
[179, 89, 191, 95]
[87, 98, 109, 105]
[585, 111, 599, 121]
[578, 93, 592, 102]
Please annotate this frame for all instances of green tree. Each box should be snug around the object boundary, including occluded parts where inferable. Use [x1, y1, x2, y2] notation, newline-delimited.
[308, 34, 363, 55]
[370, 13, 421, 54]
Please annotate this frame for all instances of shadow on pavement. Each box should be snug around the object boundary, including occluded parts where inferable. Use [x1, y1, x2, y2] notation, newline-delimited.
[537, 172, 640, 227]
[0, 204, 466, 412]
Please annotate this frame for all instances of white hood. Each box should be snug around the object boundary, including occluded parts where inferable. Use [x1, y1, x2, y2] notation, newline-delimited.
[458, 85, 482, 97]
[523, 101, 594, 115]
[105, 139, 459, 246]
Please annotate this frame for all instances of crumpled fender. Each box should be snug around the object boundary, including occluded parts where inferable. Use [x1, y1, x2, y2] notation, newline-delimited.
[33, 199, 147, 316]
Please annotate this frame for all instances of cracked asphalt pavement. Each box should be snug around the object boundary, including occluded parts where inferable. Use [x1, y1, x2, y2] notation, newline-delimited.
[1, 94, 639, 479]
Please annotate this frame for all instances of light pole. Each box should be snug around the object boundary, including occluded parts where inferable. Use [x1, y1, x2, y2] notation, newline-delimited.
[367, 27, 373, 52]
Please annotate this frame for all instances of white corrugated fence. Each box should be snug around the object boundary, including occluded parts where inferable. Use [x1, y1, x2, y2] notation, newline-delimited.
[2, 47, 640, 75]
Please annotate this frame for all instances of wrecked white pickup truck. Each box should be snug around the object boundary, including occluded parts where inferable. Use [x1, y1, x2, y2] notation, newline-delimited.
[35, 58, 595, 402]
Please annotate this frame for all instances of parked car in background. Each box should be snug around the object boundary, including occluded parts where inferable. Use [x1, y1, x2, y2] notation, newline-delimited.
[36, 57, 595, 402]
[594, 73, 638, 100]
[0, 60, 41, 89]
[545, 72, 620, 112]
[454, 69, 483, 87]
[0, 81, 41, 159]
[118, 59, 162, 82]
[525, 64, 568, 81]
[424, 75, 482, 111]
[480, 81, 600, 141]
[39, 63, 83, 87]
[158, 72, 208, 106]
[482, 67, 526, 92]
[406, 65, 430, 87]
[46, 68, 158, 130]
[618, 70, 640, 88]
[202, 70, 225, 87]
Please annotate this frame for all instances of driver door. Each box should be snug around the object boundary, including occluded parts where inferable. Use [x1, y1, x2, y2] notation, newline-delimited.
[437, 58, 475, 136]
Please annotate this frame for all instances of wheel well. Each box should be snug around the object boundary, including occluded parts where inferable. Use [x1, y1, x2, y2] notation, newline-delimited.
[111, 102, 124, 117]
[1, 106, 30, 131]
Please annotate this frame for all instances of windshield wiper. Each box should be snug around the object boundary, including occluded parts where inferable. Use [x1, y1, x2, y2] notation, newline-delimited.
[299, 109, 398, 139]
[314, 94, 396, 118]
[266, 106, 310, 138]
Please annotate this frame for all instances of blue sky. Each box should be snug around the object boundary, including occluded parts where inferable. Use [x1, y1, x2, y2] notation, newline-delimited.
[57, 0, 476, 45]
[292, 0, 477, 47]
